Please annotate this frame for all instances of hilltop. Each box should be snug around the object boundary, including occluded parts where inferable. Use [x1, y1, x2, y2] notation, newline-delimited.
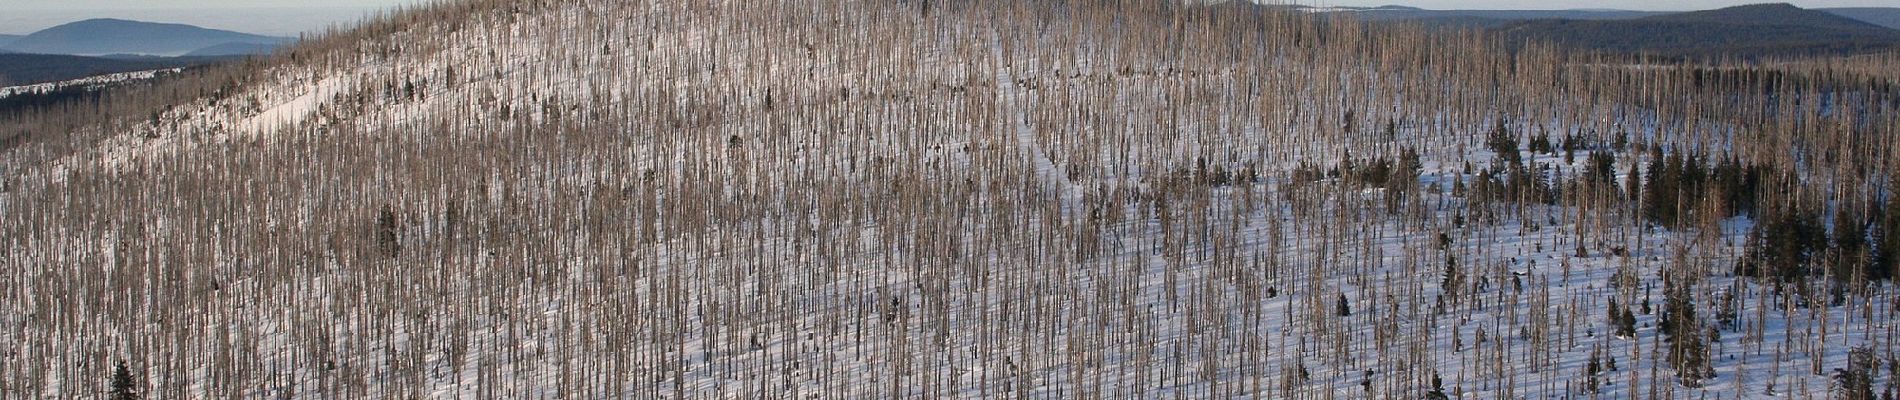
[1494, 3, 1900, 58]
[2, 18, 290, 57]
[1302, 3, 1900, 29]
[1, 1, 1896, 399]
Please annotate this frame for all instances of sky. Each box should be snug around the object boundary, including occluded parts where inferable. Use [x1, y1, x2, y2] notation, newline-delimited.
[1312, 0, 1900, 9]
[1, 0, 420, 10]
[1, 0, 1897, 35]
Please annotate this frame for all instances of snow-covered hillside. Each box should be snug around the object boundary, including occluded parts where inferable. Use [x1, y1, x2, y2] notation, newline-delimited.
[2, 0, 1898, 399]
[0, 69, 183, 100]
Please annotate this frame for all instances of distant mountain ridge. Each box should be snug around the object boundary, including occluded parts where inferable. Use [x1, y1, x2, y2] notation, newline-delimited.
[0, 54, 236, 87]
[1824, 8, 1900, 30]
[1282, 3, 1900, 31]
[1642, 3, 1885, 30]
[1353, 8, 1668, 24]
[0, 19, 286, 86]
[183, 42, 282, 57]
[2, 18, 290, 57]
[1259, 2, 1900, 59]
[1492, 3, 1900, 59]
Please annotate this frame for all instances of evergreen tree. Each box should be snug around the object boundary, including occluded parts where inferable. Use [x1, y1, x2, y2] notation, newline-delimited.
[1442, 254, 1463, 296]
[1715, 289, 1739, 329]
[1529, 131, 1554, 155]
[1584, 348, 1605, 393]
[1504, 162, 1538, 203]
[1644, 153, 1678, 227]
[1662, 286, 1711, 387]
[376, 205, 402, 259]
[1679, 153, 1705, 207]
[1836, 347, 1877, 400]
[1619, 306, 1638, 338]
[1607, 297, 1621, 330]
[1426, 370, 1449, 400]
[1473, 169, 1500, 204]
[1660, 288, 1694, 338]
[1486, 120, 1521, 165]
[1397, 147, 1423, 185]
[110, 361, 137, 400]
[1609, 297, 1637, 338]
[1832, 208, 1871, 282]
[1588, 151, 1616, 184]
[1877, 188, 1900, 281]
[1751, 207, 1828, 281]
[1712, 156, 1761, 217]
[1337, 294, 1352, 317]
[1625, 160, 1644, 204]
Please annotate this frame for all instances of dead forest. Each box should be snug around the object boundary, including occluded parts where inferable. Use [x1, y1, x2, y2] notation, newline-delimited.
[2, 0, 1899, 398]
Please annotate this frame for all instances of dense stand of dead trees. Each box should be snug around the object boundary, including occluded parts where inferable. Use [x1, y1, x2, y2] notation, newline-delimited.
[2, 0, 1898, 398]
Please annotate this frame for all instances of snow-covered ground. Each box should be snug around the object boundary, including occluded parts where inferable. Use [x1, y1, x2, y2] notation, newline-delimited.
[0, 68, 182, 99]
[0, 1, 1893, 399]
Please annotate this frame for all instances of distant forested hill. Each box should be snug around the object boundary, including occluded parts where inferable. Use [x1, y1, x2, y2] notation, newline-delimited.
[4, 19, 289, 56]
[1493, 3, 1900, 59]
[0, 54, 233, 87]
[1824, 7, 1900, 30]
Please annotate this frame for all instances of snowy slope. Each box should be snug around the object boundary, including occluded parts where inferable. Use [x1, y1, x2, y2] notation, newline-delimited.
[1, 1, 1895, 399]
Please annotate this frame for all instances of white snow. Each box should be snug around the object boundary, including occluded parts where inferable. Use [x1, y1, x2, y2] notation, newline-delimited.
[242, 76, 349, 135]
[1, 1, 1891, 399]
[0, 68, 182, 99]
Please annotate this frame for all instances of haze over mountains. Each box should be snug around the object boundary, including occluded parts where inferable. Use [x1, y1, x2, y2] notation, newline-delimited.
[1497, 4, 1900, 58]
[1301, 5, 1669, 26]
[2, 19, 290, 57]
[0, 54, 217, 88]
[1282, 2, 1900, 58]
[1827, 7, 1900, 30]
[1292, 2, 1900, 30]
[0, 6, 393, 38]
[0, 19, 290, 87]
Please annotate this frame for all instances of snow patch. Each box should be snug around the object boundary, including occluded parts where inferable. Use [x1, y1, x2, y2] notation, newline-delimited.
[243, 76, 349, 135]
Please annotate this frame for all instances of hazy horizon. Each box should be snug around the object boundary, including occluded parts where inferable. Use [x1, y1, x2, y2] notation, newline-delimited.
[0, 6, 405, 36]
[1310, 0, 1900, 10]
[2, 0, 1898, 36]
[4, 0, 1896, 10]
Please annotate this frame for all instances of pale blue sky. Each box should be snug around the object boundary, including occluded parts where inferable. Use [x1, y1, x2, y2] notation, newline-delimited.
[5, 0, 1891, 10]
[2, 0, 1897, 35]
[1316, 0, 1900, 9]
[0, 1, 428, 35]
[2, 0, 422, 10]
